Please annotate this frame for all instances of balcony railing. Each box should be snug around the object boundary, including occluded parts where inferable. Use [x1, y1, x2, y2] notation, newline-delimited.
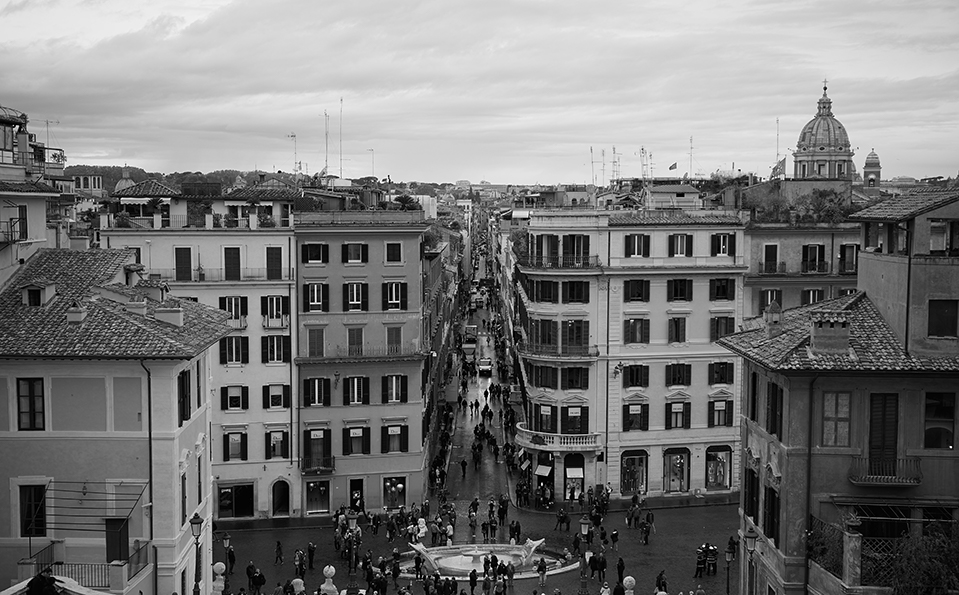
[759, 261, 786, 274]
[848, 456, 922, 486]
[227, 316, 247, 330]
[0, 219, 27, 243]
[297, 341, 423, 361]
[147, 267, 292, 282]
[301, 455, 335, 474]
[517, 342, 599, 358]
[514, 422, 601, 452]
[518, 255, 601, 269]
[838, 260, 858, 274]
[801, 260, 830, 274]
[262, 315, 290, 329]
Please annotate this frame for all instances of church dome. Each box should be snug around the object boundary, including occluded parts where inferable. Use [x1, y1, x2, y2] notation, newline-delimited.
[864, 149, 880, 166]
[796, 86, 851, 153]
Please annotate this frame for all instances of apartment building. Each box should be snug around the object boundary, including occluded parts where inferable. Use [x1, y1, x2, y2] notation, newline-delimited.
[506, 209, 745, 502]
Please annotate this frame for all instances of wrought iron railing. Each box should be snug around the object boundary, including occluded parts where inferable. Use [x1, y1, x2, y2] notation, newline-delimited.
[301, 455, 335, 474]
[147, 267, 293, 282]
[801, 260, 830, 273]
[0, 219, 27, 243]
[54, 563, 111, 588]
[848, 456, 922, 485]
[838, 260, 858, 274]
[807, 515, 843, 579]
[759, 261, 786, 274]
[262, 315, 290, 329]
[518, 254, 600, 268]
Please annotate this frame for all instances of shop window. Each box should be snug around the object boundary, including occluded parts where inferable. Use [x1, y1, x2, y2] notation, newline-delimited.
[384, 477, 406, 509]
[620, 450, 647, 495]
[705, 446, 731, 489]
[663, 448, 689, 493]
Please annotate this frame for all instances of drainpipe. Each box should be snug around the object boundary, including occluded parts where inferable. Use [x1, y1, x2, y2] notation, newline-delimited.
[804, 375, 820, 595]
[138, 359, 156, 595]
[902, 224, 912, 355]
[603, 227, 611, 487]
[289, 234, 296, 472]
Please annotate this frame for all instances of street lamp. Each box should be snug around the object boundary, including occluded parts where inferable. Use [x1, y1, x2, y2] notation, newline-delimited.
[189, 513, 203, 595]
[724, 543, 735, 595]
[345, 511, 361, 595]
[222, 532, 232, 594]
[578, 515, 591, 595]
[743, 525, 758, 559]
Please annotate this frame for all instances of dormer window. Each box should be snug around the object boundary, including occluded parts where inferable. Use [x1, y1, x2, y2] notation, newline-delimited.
[26, 288, 41, 307]
[21, 281, 55, 306]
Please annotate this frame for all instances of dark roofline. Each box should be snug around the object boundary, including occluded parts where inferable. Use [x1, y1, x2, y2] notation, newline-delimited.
[848, 192, 959, 223]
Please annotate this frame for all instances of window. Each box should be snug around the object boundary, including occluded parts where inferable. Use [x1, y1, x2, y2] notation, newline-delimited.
[562, 281, 589, 304]
[265, 430, 289, 459]
[924, 392, 955, 449]
[301, 243, 329, 264]
[665, 363, 691, 386]
[623, 403, 649, 431]
[801, 289, 825, 305]
[663, 448, 689, 492]
[223, 432, 248, 461]
[382, 375, 408, 403]
[266, 246, 283, 280]
[303, 283, 330, 312]
[623, 319, 650, 344]
[748, 372, 759, 422]
[561, 406, 588, 434]
[667, 279, 693, 301]
[822, 391, 851, 447]
[928, 299, 959, 337]
[342, 427, 371, 455]
[708, 399, 734, 427]
[801, 244, 827, 273]
[710, 316, 736, 341]
[668, 234, 693, 257]
[708, 362, 734, 385]
[705, 446, 731, 489]
[620, 450, 648, 494]
[623, 279, 650, 302]
[177, 369, 191, 427]
[561, 368, 589, 390]
[766, 382, 783, 439]
[562, 233, 590, 265]
[623, 365, 649, 388]
[262, 295, 289, 324]
[529, 364, 558, 389]
[761, 289, 782, 312]
[534, 404, 557, 432]
[307, 327, 325, 357]
[17, 378, 44, 431]
[345, 377, 369, 405]
[26, 288, 41, 306]
[19, 485, 46, 537]
[220, 296, 247, 321]
[763, 487, 781, 548]
[174, 247, 192, 281]
[531, 280, 559, 303]
[261, 335, 291, 363]
[180, 473, 188, 526]
[342, 243, 368, 264]
[710, 233, 736, 256]
[347, 328, 363, 356]
[561, 320, 589, 352]
[219, 336, 250, 365]
[382, 282, 408, 310]
[303, 378, 332, 407]
[743, 468, 759, 519]
[262, 384, 290, 409]
[762, 245, 780, 273]
[344, 282, 368, 311]
[709, 279, 735, 301]
[624, 234, 650, 258]
[223, 246, 241, 281]
[381, 425, 409, 453]
[838, 287, 857, 297]
[665, 402, 691, 429]
[667, 317, 686, 343]
[386, 327, 402, 353]
[529, 319, 558, 347]
[385, 242, 402, 263]
[220, 386, 249, 411]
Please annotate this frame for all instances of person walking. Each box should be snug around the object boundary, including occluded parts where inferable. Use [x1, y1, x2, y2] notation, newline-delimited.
[252, 569, 266, 595]
[536, 558, 548, 587]
[616, 558, 625, 585]
[228, 546, 236, 574]
[610, 530, 619, 552]
[274, 541, 283, 565]
[307, 542, 316, 570]
[246, 561, 257, 591]
[469, 569, 478, 595]
[461, 458, 468, 478]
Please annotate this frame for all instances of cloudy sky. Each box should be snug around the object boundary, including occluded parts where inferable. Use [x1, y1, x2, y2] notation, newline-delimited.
[2, 0, 956, 184]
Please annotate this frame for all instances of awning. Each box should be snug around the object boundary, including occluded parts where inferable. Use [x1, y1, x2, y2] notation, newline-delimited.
[534, 465, 553, 477]
[517, 448, 527, 458]
[565, 467, 584, 479]
[119, 197, 171, 205]
[520, 460, 531, 471]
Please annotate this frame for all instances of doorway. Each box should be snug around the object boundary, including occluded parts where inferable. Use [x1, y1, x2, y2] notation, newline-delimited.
[348, 478, 365, 512]
[272, 481, 290, 517]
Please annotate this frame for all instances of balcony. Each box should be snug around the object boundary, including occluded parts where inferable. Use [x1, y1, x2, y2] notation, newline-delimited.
[17, 540, 151, 591]
[801, 260, 830, 274]
[518, 255, 601, 269]
[301, 455, 335, 474]
[295, 341, 423, 363]
[227, 316, 247, 330]
[837, 260, 858, 274]
[758, 261, 786, 274]
[262, 315, 290, 329]
[146, 267, 292, 282]
[848, 456, 922, 486]
[0, 218, 27, 243]
[514, 422, 602, 452]
[101, 213, 292, 230]
[517, 342, 599, 359]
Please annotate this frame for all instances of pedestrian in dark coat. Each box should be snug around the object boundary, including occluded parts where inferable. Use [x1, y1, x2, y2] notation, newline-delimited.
[469, 569, 478, 595]
[616, 557, 625, 584]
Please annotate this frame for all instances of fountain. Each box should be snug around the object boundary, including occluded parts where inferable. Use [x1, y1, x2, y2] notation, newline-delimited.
[408, 538, 568, 578]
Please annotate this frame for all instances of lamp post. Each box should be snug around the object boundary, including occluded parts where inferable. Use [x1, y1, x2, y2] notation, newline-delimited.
[724, 543, 734, 595]
[222, 532, 231, 594]
[578, 515, 591, 595]
[743, 525, 759, 595]
[189, 513, 203, 595]
[345, 511, 361, 595]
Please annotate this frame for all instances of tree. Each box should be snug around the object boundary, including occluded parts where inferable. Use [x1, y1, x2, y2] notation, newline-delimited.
[394, 195, 421, 211]
[891, 524, 959, 595]
[510, 228, 529, 260]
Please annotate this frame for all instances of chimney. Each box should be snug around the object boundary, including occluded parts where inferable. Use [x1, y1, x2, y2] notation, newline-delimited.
[809, 311, 850, 355]
[138, 283, 168, 302]
[66, 301, 88, 324]
[154, 307, 184, 327]
[126, 299, 147, 317]
[69, 236, 90, 250]
[764, 300, 783, 338]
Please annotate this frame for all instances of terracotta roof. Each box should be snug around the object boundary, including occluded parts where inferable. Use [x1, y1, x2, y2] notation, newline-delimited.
[111, 179, 179, 198]
[0, 249, 231, 359]
[848, 188, 959, 223]
[0, 180, 59, 194]
[609, 212, 743, 227]
[227, 186, 301, 201]
[717, 292, 959, 373]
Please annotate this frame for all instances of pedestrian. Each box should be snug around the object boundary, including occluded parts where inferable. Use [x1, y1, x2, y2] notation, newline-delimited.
[597, 553, 607, 583]
[610, 529, 619, 552]
[307, 542, 316, 570]
[695, 586, 706, 595]
[616, 558, 625, 585]
[537, 558, 548, 587]
[414, 553, 424, 580]
[274, 541, 283, 565]
[272, 582, 284, 595]
[246, 561, 257, 591]
[291, 577, 305, 595]
[706, 544, 718, 576]
[482, 574, 491, 595]
[600, 583, 610, 595]
[694, 546, 706, 578]
[252, 569, 266, 595]
[469, 569, 478, 595]
[506, 562, 515, 587]
[461, 458, 468, 478]
[655, 570, 667, 594]
[228, 546, 236, 574]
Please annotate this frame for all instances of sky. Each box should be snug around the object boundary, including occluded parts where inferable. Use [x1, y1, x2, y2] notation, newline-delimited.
[1, 0, 957, 185]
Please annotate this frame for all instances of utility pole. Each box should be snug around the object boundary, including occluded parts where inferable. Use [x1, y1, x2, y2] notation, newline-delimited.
[367, 148, 375, 178]
[688, 136, 694, 180]
[288, 133, 297, 176]
[39, 119, 59, 147]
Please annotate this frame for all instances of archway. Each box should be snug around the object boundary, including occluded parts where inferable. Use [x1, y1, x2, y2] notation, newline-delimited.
[272, 480, 290, 516]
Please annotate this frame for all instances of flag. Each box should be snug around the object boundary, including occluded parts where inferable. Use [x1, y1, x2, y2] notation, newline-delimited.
[669, 162, 678, 170]
[770, 157, 786, 178]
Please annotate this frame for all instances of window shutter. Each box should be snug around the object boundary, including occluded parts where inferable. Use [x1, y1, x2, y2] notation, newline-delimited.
[262, 385, 270, 409]
[362, 428, 371, 454]
[362, 377, 370, 404]
[282, 385, 291, 408]
[684, 364, 692, 384]
[261, 296, 268, 315]
[561, 407, 569, 433]
[240, 297, 248, 316]
[710, 318, 718, 342]
[625, 236, 634, 258]
[708, 363, 716, 384]
[343, 381, 350, 406]
[581, 407, 589, 433]
[726, 400, 735, 427]
[361, 284, 369, 311]
[400, 426, 409, 452]
[668, 319, 675, 343]
[729, 280, 736, 300]
[533, 404, 541, 431]
[561, 322, 569, 351]
[711, 234, 719, 256]
[623, 280, 631, 302]
[322, 379, 331, 407]
[550, 405, 558, 432]
[219, 296, 227, 310]
[642, 280, 650, 301]
[664, 403, 672, 429]
[282, 336, 291, 362]
[709, 279, 717, 301]
[220, 387, 228, 410]
[642, 234, 650, 257]
[583, 236, 590, 256]
[219, 339, 227, 364]
[342, 428, 351, 455]
[708, 400, 716, 427]
[303, 379, 312, 407]
[241, 386, 249, 409]
[260, 337, 269, 363]
[381, 283, 389, 310]
[241, 337, 249, 363]
[550, 282, 559, 303]
[623, 405, 632, 430]
[342, 284, 349, 312]
[282, 296, 290, 316]
[341, 244, 349, 263]
[640, 404, 649, 431]
[303, 284, 311, 312]
[686, 279, 693, 300]
[728, 234, 736, 256]
[381, 426, 390, 453]
[400, 376, 408, 403]
[223, 435, 230, 461]
[322, 284, 330, 312]
[641, 319, 650, 344]
[239, 433, 248, 460]
[668, 235, 675, 257]
[265, 432, 273, 459]
[801, 245, 810, 264]
[686, 235, 694, 255]
[561, 282, 569, 303]
[550, 368, 559, 390]
[323, 429, 331, 454]
[623, 320, 631, 341]
[664, 364, 672, 387]
[321, 244, 329, 263]
[281, 432, 289, 458]
[400, 283, 408, 310]
[641, 365, 649, 387]
[381, 376, 389, 404]
[683, 402, 691, 429]
[666, 280, 674, 301]
[361, 244, 369, 263]
[301, 244, 310, 263]
[302, 429, 311, 458]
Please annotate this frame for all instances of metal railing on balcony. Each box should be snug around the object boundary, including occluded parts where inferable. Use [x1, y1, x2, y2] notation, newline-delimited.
[759, 261, 786, 274]
[262, 315, 290, 329]
[0, 219, 27, 243]
[514, 422, 601, 451]
[300, 341, 422, 361]
[838, 260, 858, 274]
[147, 267, 292, 282]
[848, 456, 922, 486]
[518, 255, 600, 269]
[801, 260, 830, 274]
[518, 343, 599, 358]
[53, 563, 111, 589]
[301, 455, 335, 474]
[807, 515, 843, 579]
[227, 316, 247, 330]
